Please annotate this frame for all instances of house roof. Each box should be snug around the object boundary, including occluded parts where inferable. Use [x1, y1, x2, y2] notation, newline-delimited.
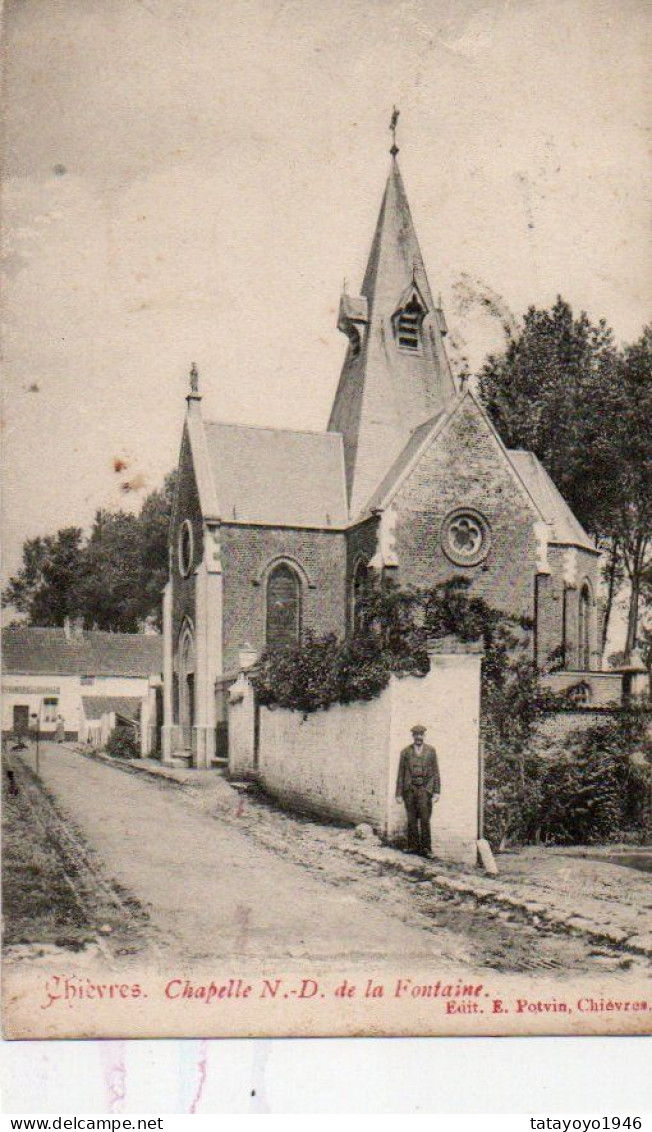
[201, 421, 349, 528]
[507, 451, 597, 553]
[82, 695, 142, 721]
[2, 627, 163, 677]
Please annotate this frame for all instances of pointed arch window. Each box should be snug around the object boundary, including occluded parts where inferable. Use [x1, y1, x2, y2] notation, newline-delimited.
[266, 563, 302, 649]
[578, 583, 592, 670]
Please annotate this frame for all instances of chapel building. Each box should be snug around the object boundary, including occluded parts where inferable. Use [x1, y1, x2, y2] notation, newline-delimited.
[162, 143, 600, 767]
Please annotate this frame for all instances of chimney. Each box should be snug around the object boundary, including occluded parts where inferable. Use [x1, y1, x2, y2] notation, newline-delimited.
[63, 616, 84, 641]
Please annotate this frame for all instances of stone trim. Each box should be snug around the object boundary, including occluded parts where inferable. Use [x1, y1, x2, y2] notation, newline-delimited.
[253, 554, 316, 590]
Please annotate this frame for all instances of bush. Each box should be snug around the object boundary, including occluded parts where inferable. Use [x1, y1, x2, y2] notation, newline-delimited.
[483, 748, 546, 850]
[254, 575, 519, 716]
[552, 711, 652, 842]
[484, 709, 652, 849]
[254, 632, 402, 717]
[105, 727, 139, 760]
[538, 749, 622, 844]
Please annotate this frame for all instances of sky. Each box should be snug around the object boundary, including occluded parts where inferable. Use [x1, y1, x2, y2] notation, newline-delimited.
[2, 0, 651, 598]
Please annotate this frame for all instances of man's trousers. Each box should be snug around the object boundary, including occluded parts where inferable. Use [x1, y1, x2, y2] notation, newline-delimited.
[403, 787, 433, 854]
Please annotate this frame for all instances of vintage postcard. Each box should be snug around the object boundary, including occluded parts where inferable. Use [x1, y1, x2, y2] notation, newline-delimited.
[2, 0, 651, 1041]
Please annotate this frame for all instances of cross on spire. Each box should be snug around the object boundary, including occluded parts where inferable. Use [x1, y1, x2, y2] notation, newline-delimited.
[390, 106, 400, 157]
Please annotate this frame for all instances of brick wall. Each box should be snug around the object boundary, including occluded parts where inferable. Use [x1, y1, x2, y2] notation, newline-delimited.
[391, 398, 539, 621]
[345, 516, 379, 627]
[537, 546, 600, 671]
[538, 708, 652, 748]
[219, 524, 347, 673]
[542, 670, 623, 706]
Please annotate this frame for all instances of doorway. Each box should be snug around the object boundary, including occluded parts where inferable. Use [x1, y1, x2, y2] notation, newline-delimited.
[179, 624, 196, 751]
[13, 704, 29, 738]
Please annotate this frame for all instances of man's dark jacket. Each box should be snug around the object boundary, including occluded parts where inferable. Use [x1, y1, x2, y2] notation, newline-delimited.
[396, 743, 441, 797]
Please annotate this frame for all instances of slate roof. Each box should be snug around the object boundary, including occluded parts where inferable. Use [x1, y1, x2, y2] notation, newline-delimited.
[82, 696, 142, 721]
[202, 421, 348, 528]
[508, 451, 597, 553]
[328, 157, 456, 516]
[362, 410, 446, 516]
[2, 628, 163, 677]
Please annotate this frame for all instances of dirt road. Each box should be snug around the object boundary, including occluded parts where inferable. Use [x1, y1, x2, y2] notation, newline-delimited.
[13, 745, 641, 977]
[16, 744, 474, 968]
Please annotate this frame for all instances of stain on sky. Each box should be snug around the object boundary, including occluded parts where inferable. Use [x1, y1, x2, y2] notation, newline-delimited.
[120, 474, 146, 493]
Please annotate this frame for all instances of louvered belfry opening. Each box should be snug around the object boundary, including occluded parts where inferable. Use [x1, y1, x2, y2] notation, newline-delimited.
[266, 563, 301, 649]
[396, 295, 423, 350]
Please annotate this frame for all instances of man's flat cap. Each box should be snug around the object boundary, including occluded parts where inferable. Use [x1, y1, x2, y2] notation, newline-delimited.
[411, 724, 427, 734]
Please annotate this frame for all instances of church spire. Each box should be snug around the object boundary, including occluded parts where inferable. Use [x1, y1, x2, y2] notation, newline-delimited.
[328, 127, 456, 518]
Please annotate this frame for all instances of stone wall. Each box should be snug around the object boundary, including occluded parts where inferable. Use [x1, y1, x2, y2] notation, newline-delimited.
[539, 707, 652, 747]
[260, 693, 390, 827]
[542, 670, 623, 707]
[237, 646, 483, 866]
[227, 669, 257, 779]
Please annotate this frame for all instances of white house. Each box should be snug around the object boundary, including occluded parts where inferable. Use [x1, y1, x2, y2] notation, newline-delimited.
[2, 623, 163, 755]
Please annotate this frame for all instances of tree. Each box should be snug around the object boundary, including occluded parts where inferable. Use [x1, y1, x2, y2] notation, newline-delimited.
[478, 299, 651, 659]
[609, 328, 652, 660]
[3, 472, 177, 632]
[478, 297, 621, 535]
[2, 528, 85, 626]
[133, 471, 177, 629]
[76, 510, 146, 632]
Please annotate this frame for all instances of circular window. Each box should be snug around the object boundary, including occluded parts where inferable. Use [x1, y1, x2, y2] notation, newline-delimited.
[178, 520, 194, 577]
[441, 508, 491, 567]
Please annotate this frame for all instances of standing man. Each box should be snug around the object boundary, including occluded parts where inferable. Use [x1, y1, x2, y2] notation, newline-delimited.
[395, 724, 441, 858]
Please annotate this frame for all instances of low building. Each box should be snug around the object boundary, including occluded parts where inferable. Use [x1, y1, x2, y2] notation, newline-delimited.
[2, 623, 163, 754]
[80, 695, 144, 749]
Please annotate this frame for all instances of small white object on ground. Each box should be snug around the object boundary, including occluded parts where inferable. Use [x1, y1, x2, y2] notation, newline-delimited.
[354, 823, 375, 841]
[477, 838, 499, 875]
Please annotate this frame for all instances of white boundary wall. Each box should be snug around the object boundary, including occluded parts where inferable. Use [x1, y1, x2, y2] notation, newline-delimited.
[233, 647, 482, 867]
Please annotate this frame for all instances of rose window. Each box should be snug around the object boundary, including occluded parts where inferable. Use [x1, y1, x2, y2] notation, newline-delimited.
[450, 516, 483, 555]
[441, 509, 490, 567]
